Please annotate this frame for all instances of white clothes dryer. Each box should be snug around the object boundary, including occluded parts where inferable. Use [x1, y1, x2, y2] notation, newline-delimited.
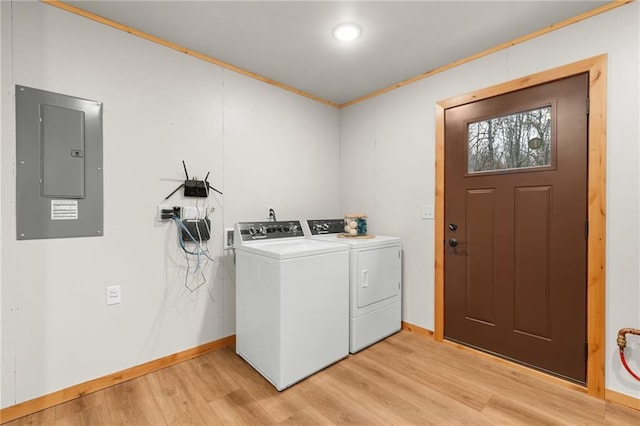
[234, 220, 349, 391]
[303, 219, 402, 353]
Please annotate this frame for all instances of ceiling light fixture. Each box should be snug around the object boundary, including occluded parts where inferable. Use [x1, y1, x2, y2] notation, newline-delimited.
[332, 23, 362, 42]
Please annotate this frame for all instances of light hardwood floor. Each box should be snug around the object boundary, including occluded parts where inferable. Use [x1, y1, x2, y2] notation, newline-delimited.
[5, 331, 640, 425]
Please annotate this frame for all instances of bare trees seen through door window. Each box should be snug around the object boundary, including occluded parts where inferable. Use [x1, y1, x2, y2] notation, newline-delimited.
[468, 106, 552, 173]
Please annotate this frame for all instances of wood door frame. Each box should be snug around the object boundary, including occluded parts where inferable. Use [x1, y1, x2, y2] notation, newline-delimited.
[434, 55, 607, 398]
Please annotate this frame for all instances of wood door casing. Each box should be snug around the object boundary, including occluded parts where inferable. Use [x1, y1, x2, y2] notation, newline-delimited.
[443, 74, 588, 383]
[435, 56, 607, 397]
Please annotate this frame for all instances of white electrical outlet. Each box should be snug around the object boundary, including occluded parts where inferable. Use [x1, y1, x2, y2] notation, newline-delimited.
[421, 204, 435, 220]
[266, 205, 275, 220]
[106, 285, 121, 305]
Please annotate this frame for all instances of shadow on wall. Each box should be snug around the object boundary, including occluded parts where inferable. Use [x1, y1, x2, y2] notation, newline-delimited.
[197, 250, 236, 347]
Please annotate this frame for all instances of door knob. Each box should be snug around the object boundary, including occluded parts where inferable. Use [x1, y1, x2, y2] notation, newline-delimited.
[448, 223, 458, 231]
[448, 238, 458, 247]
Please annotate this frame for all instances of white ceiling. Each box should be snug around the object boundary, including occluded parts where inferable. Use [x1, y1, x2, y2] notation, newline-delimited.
[62, 1, 613, 106]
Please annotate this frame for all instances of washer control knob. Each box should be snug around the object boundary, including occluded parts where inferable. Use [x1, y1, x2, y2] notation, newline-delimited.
[258, 226, 267, 235]
[248, 227, 257, 236]
[290, 224, 299, 233]
[322, 223, 330, 231]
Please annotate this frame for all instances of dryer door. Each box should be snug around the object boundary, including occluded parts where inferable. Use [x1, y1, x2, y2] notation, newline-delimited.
[355, 245, 401, 308]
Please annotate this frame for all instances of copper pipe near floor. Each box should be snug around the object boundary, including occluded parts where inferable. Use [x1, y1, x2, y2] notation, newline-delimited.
[617, 328, 640, 382]
[617, 328, 640, 350]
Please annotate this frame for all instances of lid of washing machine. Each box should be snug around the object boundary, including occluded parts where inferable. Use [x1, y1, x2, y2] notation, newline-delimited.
[236, 238, 348, 260]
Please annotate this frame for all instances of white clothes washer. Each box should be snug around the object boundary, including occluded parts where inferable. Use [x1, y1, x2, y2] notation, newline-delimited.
[234, 220, 349, 391]
[303, 219, 402, 353]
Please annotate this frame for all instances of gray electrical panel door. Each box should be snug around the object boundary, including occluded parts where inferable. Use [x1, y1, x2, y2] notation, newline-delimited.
[15, 85, 103, 240]
[41, 104, 86, 198]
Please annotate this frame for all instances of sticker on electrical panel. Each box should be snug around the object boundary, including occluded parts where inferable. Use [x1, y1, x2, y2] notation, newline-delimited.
[51, 199, 78, 220]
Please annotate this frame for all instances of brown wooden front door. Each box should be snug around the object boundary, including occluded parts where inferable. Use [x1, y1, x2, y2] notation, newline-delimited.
[444, 73, 588, 384]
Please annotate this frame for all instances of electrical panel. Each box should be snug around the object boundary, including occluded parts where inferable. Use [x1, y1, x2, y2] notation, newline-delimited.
[15, 85, 103, 240]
